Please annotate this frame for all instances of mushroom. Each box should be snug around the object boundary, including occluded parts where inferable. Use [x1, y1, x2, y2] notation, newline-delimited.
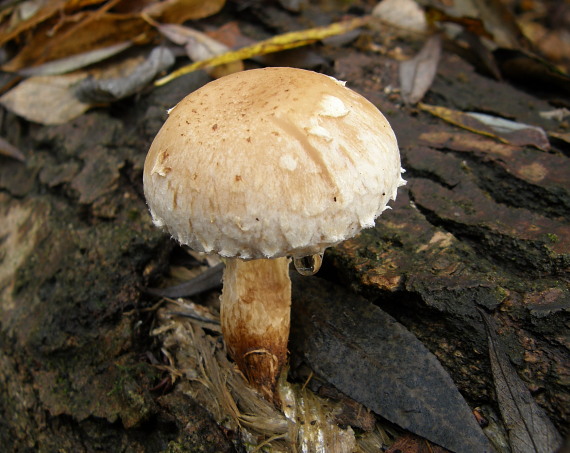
[143, 67, 405, 401]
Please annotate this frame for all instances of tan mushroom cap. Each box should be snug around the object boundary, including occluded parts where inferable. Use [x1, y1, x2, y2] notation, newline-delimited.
[143, 67, 405, 259]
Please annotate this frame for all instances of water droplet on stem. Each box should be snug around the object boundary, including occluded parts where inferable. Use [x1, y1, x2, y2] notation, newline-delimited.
[293, 253, 324, 276]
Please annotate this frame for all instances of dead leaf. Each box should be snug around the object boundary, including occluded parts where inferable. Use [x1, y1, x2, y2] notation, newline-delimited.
[155, 15, 371, 86]
[143, 263, 223, 299]
[493, 48, 570, 104]
[424, 6, 494, 42]
[539, 108, 570, 122]
[424, 0, 531, 51]
[399, 35, 442, 104]
[0, 73, 90, 125]
[520, 21, 570, 71]
[205, 21, 250, 49]
[480, 311, 563, 453]
[0, 136, 26, 162]
[0, 0, 68, 47]
[447, 28, 502, 80]
[143, 0, 225, 25]
[418, 131, 519, 158]
[418, 103, 550, 151]
[2, 12, 153, 72]
[155, 22, 242, 78]
[1, 0, 226, 75]
[75, 46, 175, 103]
[19, 41, 134, 76]
[1, 44, 177, 124]
[466, 112, 550, 150]
[290, 274, 493, 453]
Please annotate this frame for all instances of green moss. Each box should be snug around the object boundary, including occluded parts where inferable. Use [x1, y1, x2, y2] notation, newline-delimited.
[127, 208, 141, 221]
[107, 362, 154, 398]
[545, 232, 559, 243]
[494, 286, 510, 304]
[107, 364, 129, 398]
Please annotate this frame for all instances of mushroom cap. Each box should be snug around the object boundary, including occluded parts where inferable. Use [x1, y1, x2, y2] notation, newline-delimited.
[143, 67, 405, 259]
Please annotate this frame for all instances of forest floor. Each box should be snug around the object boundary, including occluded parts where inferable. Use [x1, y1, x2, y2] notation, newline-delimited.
[0, 1, 569, 452]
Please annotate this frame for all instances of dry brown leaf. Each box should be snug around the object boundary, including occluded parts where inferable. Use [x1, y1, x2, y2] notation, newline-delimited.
[418, 103, 551, 151]
[424, 6, 493, 42]
[0, 73, 90, 125]
[205, 21, 252, 49]
[156, 22, 242, 78]
[19, 41, 134, 76]
[0, 45, 176, 124]
[0, 0, 68, 48]
[520, 21, 570, 69]
[156, 16, 370, 86]
[481, 311, 563, 453]
[424, 0, 531, 51]
[0, 0, 227, 73]
[2, 13, 153, 72]
[0, 0, 223, 77]
[143, 0, 225, 25]
[399, 34, 442, 104]
[418, 131, 519, 157]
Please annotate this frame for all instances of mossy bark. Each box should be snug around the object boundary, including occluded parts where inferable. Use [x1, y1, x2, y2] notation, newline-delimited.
[0, 72, 235, 452]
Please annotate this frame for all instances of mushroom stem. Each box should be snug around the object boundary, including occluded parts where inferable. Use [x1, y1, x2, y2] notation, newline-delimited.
[220, 256, 291, 401]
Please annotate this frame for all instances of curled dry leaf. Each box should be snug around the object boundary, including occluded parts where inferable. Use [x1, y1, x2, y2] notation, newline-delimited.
[399, 34, 442, 104]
